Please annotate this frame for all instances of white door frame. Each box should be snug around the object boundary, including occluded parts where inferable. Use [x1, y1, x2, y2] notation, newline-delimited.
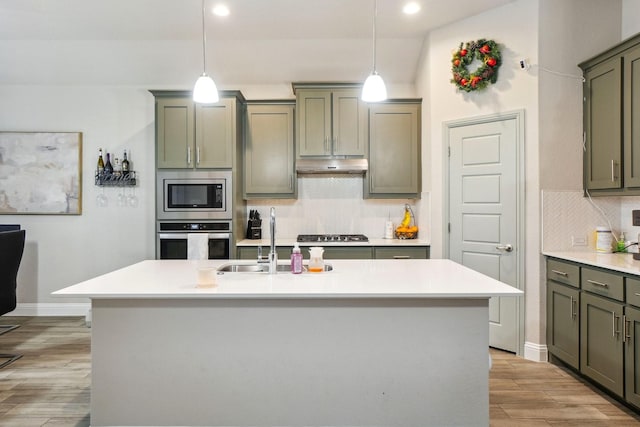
[443, 109, 526, 355]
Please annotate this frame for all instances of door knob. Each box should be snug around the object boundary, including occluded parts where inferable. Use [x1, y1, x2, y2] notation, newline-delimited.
[496, 244, 513, 252]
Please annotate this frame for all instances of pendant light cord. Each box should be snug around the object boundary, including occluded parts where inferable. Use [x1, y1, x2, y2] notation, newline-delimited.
[371, 0, 377, 73]
[201, 0, 207, 73]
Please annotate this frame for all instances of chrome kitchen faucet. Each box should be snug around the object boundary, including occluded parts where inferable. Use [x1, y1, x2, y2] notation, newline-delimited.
[257, 207, 277, 274]
[268, 207, 277, 274]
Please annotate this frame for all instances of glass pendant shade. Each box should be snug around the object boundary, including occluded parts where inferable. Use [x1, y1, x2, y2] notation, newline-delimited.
[361, 0, 387, 102]
[193, 73, 219, 103]
[362, 72, 387, 102]
[193, 0, 219, 104]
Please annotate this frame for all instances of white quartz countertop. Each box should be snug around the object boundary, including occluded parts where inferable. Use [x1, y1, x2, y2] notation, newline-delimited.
[237, 238, 431, 247]
[544, 251, 640, 276]
[53, 259, 520, 299]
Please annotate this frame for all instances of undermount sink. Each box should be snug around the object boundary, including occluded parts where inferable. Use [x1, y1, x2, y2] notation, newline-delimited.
[217, 262, 333, 273]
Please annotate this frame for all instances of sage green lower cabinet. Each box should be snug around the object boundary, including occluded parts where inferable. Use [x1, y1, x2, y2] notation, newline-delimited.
[625, 305, 640, 408]
[322, 247, 372, 259]
[580, 291, 625, 397]
[547, 281, 580, 369]
[373, 247, 429, 259]
[546, 257, 640, 409]
[237, 246, 293, 260]
[237, 246, 373, 260]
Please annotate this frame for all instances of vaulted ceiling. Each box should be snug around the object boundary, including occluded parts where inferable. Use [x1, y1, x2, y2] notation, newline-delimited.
[0, 0, 515, 87]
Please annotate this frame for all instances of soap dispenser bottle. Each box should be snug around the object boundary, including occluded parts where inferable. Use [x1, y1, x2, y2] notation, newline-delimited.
[291, 243, 303, 274]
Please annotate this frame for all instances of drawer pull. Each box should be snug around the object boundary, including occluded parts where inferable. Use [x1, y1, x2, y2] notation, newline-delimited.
[393, 256, 411, 259]
[635, 293, 640, 297]
[551, 269, 568, 277]
[587, 279, 609, 288]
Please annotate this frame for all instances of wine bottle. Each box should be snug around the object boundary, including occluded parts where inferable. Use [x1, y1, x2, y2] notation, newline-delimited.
[122, 150, 130, 178]
[114, 157, 122, 178]
[104, 152, 114, 177]
[97, 148, 105, 178]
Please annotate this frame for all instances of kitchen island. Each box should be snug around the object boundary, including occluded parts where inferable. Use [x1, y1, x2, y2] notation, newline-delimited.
[54, 259, 521, 427]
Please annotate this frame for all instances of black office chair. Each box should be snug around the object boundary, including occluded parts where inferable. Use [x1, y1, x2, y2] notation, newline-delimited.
[0, 229, 26, 368]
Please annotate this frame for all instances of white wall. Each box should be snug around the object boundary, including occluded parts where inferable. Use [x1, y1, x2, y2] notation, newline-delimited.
[0, 86, 156, 308]
[418, 0, 626, 357]
[416, 0, 539, 351]
[623, 0, 640, 38]
[420, 0, 539, 258]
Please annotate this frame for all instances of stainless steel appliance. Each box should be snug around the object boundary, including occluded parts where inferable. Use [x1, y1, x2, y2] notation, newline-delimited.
[157, 221, 231, 260]
[156, 170, 232, 221]
[297, 234, 369, 243]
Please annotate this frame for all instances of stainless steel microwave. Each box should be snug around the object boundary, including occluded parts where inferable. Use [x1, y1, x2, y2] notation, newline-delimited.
[156, 170, 232, 220]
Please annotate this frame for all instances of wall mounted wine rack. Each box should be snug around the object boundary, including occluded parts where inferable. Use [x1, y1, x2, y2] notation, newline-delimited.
[95, 171, 137, 187]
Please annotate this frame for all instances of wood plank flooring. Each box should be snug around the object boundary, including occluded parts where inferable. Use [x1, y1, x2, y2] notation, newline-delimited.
[1, 316, 639, 426]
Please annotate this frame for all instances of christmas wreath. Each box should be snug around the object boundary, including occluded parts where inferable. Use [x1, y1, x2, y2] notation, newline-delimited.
[451, 39, 501, 92]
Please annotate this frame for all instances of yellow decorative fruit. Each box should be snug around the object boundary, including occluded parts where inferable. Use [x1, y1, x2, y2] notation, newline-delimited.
[400, 206, 411, 227]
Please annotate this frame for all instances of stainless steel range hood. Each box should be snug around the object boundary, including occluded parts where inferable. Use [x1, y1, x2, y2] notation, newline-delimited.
[295, 158, 368, 174]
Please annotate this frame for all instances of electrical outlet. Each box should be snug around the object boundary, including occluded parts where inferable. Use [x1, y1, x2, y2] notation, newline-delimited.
[572, 235, 588, 246]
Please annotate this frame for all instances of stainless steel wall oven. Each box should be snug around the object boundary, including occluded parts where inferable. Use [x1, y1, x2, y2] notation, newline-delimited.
[157, 221, 231, 260]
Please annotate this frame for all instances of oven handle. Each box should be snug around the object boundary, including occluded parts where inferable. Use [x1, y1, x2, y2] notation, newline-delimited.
[158, 233, 231, 240]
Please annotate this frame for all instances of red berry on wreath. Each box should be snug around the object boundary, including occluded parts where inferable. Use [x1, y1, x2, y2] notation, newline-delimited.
[487, 58, 497, 67]
[460, 78, 468, 86]
[460, 49, 468, 57]
[453, 59, 460, 67]
[480, 44, 491, 54]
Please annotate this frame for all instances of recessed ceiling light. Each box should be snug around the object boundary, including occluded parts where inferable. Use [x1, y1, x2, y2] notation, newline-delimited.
[403, 2, 421, 15]
[212, 4, 230, 17]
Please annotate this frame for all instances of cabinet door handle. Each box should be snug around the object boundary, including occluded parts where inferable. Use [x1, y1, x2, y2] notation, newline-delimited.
[570, 296, 577, 319]
[289, 175, 293, 190]
[624, 315, 631, 343]
[613, 312, 621, 337]
[324, 136, 329, 152]
[551, 269, 568, 277]
[635, 293, 640, 297]
[196, 146, 201, 165]
[587, 279, 609, 288]
[334, 136, 338, 154]
[611, 159, 618, 182]
[187, 146, 192, 165]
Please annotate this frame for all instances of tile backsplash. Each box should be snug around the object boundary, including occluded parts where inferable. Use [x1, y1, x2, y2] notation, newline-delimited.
[541, 190, 640, 252]
[246, 176, 429, 241]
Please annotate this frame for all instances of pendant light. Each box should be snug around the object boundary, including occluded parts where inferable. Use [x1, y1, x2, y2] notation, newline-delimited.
[193, 0, 219, 103]
[361, 0, 387, 102]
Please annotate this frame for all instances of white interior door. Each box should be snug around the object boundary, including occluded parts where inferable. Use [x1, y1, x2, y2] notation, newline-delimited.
[447, 115, 522, 353]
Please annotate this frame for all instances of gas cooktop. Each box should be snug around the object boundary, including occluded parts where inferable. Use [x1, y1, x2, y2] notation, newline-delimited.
[297, 234, 369, 243]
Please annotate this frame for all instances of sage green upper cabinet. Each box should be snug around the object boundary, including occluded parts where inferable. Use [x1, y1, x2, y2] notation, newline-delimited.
[152, 90, 242, 169]
[365, 100, 422, 198]
[624, 45, 640, 188]
[580, 34, 640, 194]
[155, 96, 194, 169]
[244, 102, 295, 198]
[293, 83, 367, 158]
[583, 57, 622, 190]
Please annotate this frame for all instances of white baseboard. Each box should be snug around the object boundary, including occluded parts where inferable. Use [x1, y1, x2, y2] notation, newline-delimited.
[523, 341, 548, 362]
[8, 303, 91, 317]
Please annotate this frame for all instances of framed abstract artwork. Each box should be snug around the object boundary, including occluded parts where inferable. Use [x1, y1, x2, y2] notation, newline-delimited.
[0, 132, 82, 215]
